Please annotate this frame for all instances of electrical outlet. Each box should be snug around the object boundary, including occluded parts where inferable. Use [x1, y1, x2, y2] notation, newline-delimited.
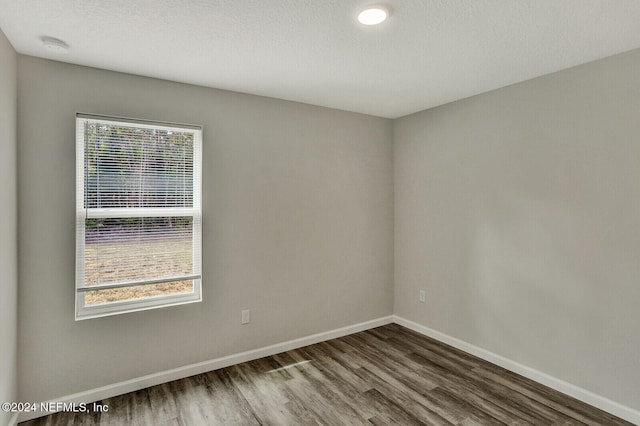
[241, 309, 250, 324]
[419, 290, 426, 303]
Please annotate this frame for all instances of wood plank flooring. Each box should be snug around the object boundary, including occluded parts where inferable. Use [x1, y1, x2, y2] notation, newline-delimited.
[20, 323, 632, 425]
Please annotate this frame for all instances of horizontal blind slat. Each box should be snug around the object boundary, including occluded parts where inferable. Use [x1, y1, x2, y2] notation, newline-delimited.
[77, 275, 201, 292]
[86, 207, 199, 218]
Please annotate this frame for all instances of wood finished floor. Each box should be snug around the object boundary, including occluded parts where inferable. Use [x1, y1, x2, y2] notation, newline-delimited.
[21, 323, 632, 425]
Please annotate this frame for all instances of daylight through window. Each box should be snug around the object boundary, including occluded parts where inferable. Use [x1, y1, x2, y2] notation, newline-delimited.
[75, 113, 202, 319]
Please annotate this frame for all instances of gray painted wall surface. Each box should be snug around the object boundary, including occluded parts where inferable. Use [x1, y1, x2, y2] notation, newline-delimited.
[394, 49, 640, 410]
[17, 56, 394, 402]
[0, 29, 18, 426]
[13, 45, 640, 415]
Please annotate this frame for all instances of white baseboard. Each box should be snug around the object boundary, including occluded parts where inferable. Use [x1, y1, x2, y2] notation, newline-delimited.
[393, 315, 640, 425]
[18, 315, 393, 422]
[18, 314, 639, 424]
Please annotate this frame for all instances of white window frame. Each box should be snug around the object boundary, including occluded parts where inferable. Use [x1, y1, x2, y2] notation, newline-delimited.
[75, 113, 202, 320]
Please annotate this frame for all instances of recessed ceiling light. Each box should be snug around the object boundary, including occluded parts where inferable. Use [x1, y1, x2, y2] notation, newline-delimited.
[357, 7, 389, 25]
[41, 36, 69, 54]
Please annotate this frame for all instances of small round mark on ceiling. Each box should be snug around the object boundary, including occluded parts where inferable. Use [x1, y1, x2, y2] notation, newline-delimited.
[41, 36, 70, 54]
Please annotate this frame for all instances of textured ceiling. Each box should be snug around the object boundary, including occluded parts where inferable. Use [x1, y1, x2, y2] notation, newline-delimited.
[1, 0, 640, 118]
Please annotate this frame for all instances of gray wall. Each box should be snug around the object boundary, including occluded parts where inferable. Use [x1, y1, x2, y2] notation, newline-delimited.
[14, 43, 640, 414]
[0, 29, 18, 426]
[394, 48, 640, 410]
[17, 56, 394, 402]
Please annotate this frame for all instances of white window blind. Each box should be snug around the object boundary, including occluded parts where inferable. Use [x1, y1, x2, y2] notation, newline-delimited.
[75, 113, 202, 319]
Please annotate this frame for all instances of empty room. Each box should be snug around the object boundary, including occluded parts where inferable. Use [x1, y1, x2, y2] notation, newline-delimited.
[1, 1, 639, 425]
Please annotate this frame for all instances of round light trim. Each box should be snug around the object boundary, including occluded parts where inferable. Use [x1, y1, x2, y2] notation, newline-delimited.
[41, 36, 69, 54]
[357, 7, 388, 25]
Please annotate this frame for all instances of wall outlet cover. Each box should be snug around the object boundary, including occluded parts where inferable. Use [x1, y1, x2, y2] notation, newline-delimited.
[241, 309, 251, 324]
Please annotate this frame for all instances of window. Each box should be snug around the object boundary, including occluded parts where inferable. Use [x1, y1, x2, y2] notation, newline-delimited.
[75, 113, 202, 320]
